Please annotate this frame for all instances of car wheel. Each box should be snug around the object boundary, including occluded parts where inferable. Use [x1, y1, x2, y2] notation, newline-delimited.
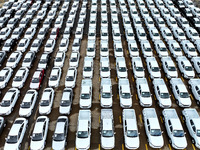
[192, 138, 195, 144]
[169, 138, 172, 144]
[18, 144, 21, 149]
[176, 100, 179, 105]
[197, 101, 200, 106]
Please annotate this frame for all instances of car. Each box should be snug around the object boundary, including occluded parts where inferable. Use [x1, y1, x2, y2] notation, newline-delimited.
[118, 78, 132, 108]
[136, 78, 152, 107]
[0, 67, 13, 89]
[17, 38, 30, 52]
[0, 17, 9, 28]
[162, 109, 187, 149]
[3, 2, 13, 9]
[149, 27, 160, 42]
[100, 109, 115, 149]
[59, 38, 69, 52]
[101, 27, 109, 41]
[43, 18, 53, 29]
[155, 17, 165, 30]
[75, 27, 83, 39]
[116, 57, 128, 78]
[172, 27, 187, 42]
[72, 38, 81, 52]
[86, 40, 96, 58]
[123, 17, 132, 30]
[125, 28, 135, 44]
[39, 88, 54, 115]
[63, 27, 71, 39]
[113, 41, 124, 57]
[146, 57, 161, 79]
[12, 67, 29, 89]
[143, 108, 164, 148]
[0, 27, 11, 41]
[50, 27, 59, 40]
[38, 53, 51, 69]
[132, 16, 142, 28]
[100, 57, 110, 78]
[80, 79, 92, 108]
[21, 2, 30, 11]
[132, 57, 145, 78]
[191, 57, 200, 74]
[2, 38, 15, 52]
[100, 41, 109, 57]
[48, 67, 62, 88]
[150, 8, 160, 20]
[30, 116, 49, 150]
[0, 88, 20, 116]
[76, 110, 91, 149]
[30, 39, 43, 53]
[140, 40, 153, 58]
[30, 69, 45, 90]
[7, 18, 18, 29]
[0, 117, 6, 135]
[44, 38, 56, 54]
[170, 8, 181, 18]
[161, 57, 178, 79]
[0, 51, 6, 66]
[11, 27, 24, 40]
[69, 52, 80, 68]
[186, 27, 200, 42]
[170, 78, 191, 107]
[168, 40, 183, 58]
[176, 56, 195, 79]
[166, 17, 179, 30]
[6, 51, 22, 69]
[59, 88, 73, 115]
[127, 40, 139, 57]
[136, 27, 147, 41]
[194, 40, 200, 53]
[66, 17, 74, 29]
[19, 17, 30, 28]
[37, 10, 46, 20]
[19, 90, 38, 117]
[100, 78, 112, 107]
[31, 2, 40, 11]
[15, 9, 25, 19]
[37, 27, 48, 40]
[122, 109, 139, 149]
[4, 118, 28, 150]
[153, 79, 172, 108]
[144, 17, 155, 30]
[65, 67, 77, 88]
[52, 116, 68, 150]
[160, 7, 171, 18]
[4, 9, 15, 19]
[22, 52, 35, 68]
[189, 17, 200, 33]
[112, 28, 121, 42]
[181, 40, 198, 58]
[154, 40, 168, 58]
[160, 27, 174, 42]
[83, 57, 93, 78]
[188, 79, 200, 105]
[24, 27, 36, 40]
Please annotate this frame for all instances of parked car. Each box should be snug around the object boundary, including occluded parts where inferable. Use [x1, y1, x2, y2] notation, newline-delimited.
[6, 51, 22, 69]
[30, 69, 45, 90]
[48, 67, 62, 88]
[132, 57, 145, 78]
[65, 67, 77, 88]
[80, 79, 92, 108]
[0, 67, 13, 89]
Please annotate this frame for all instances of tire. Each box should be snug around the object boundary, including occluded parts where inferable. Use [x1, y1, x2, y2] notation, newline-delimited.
[192, 138, 195, 144]
[197, 101, 200, 106]
[169, 138, 172, 144]
[176, 100, 179, 105]
[18, 144, 21, 149]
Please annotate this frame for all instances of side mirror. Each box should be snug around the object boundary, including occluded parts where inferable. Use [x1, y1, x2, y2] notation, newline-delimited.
[184, 132, 186, 135]
[138, 132, 140, 135]
[5, 138, 7, 142]
[162, 131, 164, 134]
[100, 132, 101, 134]
[114, 132, 116, 135]
[30, 136, 32, 139]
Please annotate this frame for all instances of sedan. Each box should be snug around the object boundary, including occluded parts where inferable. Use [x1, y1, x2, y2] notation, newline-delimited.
[17, 38, 30, 52]
[7, 18, 18, 29]
[11, 27, 24, 40]
[44, 38, 56, 54]
[54, 51, 65, 68]
[0, 88, 20, 116]
[186, 27, 200, 42]
[2, 38, 16, 52]
[12, 67, 29, 89]
[39, 88, 54, 115]
[38, 53, 51, 69]
[0, 51, 6, 66]
[0, 117, 6, 135]
[30, 69, 45, 90]
[69, 52, 80, 68]
[48, 67, 62, 88]
[22, 51, 35, 68]
[6, 51, 22, 69]
[24, 27, 36, 40]
[65, 67, 77, 88]
[30, 38, 43, 53]
[0, 67, 13, 89]
[37, 27, 48, 40]
[50, 27, 59, 40]
[59, 38, 69, 52]
[0, 27, 11, 41]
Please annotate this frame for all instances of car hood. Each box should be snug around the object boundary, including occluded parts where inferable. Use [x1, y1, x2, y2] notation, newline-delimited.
[149, 135, 164, 148]
[30, 140, 44, 150]
[0, 106, 11, 115]
[120, 98, 132, 107]
[2, 46, 10, 51]
[19, 107, 31, 117]
[135, 71, 145, 78]
[38, 63, 47, 69]
[101, 71, 110, 77]
[173, 136, 187, 149]
[65, 81, 75, 88]
[101, 98, 112, 107]
[59, 106, 71, 115]
[76, 137, 90, 149]
[52, 140, 65, 150]
[30, 83, 39, 89]
[180, 98, 191, 106]
[141, 97, 152, 105]
[4, 143, 18, 150]
[160, 98, 172, 107]
[125, 136, 139, 149]
[101, 136, 115, 149]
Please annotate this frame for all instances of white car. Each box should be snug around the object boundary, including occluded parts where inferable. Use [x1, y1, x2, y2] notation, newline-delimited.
[162, 109, 187, 149]
[54, 51, 65, 68]
[170, 78, 191, 107]
[12, 67, 29, 89]
[24, 27, 36, 40]
[161, 57, 178, 79]
[176, 56, 195, 79]
[48, 67, 62, 88]
[44, 38, 56, 54]
[113, 41, 124, 57]
[83, 57, 93, 78]
[181, 40, 198, 58]
[65, 67, 77, 88]
[30, 116, 49, 150]
[6, 51, 22, 69]
[0, 88, 20, 116]
[136, 78, 152, 107]
[112, 28, 121, 42]
[132, 57, 145, 78]
[166, 17, 179, 30]
[22, 52, 35, 68]
[149, 27, 160, 41]
[100, 78, 112, 107]
[19, 90, 38, 117]
[17, 38, 30, 52]
[154, 40, 168, 58]
[125, 28, 134, 43]
[146, 57, 161, 79]
[101, 27, 109, 41]
[143, 108, 164, 148]
[4, 118, 28, 150]
[186, 27, 200, 42]
[86, 41, 96, 58]
[116, 57, 128, 78]
[0, 67, 13, 89]
[76, 110, 91, 149]
[72, 38, 81, 52]
[122, 109, 139, 149]
[69, 52, 80, 68]
[75, 27, 83, 39]
[136, 27, 147, 41]
[100, 57, 110, 78]
[52, 116, 68, 150]
[39, 88, 54, 115]
[168, 40, 183, 58]
[118, 78, 132, 108]
[0, 27, 11, 41]
[191, 57, 200, 74]
[160, 27, 174, 42]
[59, 88, 73, 115]
[153, 79, 172, 108]
[188, 79, 200, 105]
[140, 40, 153, 58]
[128, 40, 139, 57]
[59, 38, 69, 52]
[144, 17, 155, 30]
[54, 17, 63, 28]
[80, 79, 92, 108]
[172, 27, 186, 42]
[100, 40, 109, 57]
[182, 108, 200, 148]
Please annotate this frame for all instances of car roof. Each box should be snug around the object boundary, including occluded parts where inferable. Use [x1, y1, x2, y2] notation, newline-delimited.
[71, 52, 78, 57]
[33, 70, 42, 78]
[67, 68, 75, 76]
[121, 85, 130, 93]
[102, 85, 111, 93]
[103, 119, 112, 130]
[55, 121, 66, 133]
[78, 120, 88, 131]
[51, 68, 59, 76]
[0, 69, 9, 76]
[9, 119, 25, 135]
[15, 68, 25, 77]
[149, 118, 160, 129]
[170, 119, 183, 130]
[126, 119, 137, 130]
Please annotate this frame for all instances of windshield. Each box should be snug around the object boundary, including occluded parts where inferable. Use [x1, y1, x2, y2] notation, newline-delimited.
[119, 67, 126, 72]
[127, 130, 138, 137]
[60, 100, 70, 106]
[56, 57, 62, 62]
[14, 76, 22, 81]
[116, 48, 122, 52]
[21, 102, 31, 108]
[160, 93, 169, 99]
[160, 47, 166, 51]
[71, 58, 77, 62]
[19, 43, 25, 47]
[88, 48, 94, 52]
[197, 130, 200, 137]
[101, 48, 108, 52]
[152, 67, 159, 72]
[1, 100, 10, 107]
[32, 78, 39, 83]
[102, 93, 111, 98]
[53, 133, 65, 141]
[136, 67, 143, 71]
[173, 130, 184, 137]
[7, 135, 17, 143]
[185, 66, 193, 71]
[180, 92, 189, 98]
[8, 57, 16, 62]
[145, 48, 151, 52]
[0, 76, 4, 81]
[77, 131, 88, 138]
[168, 66, 176, 71]
[32, 133, 43, 141]
[81, 94, 90, 99]
[102, 130, 113, 137]
[40, 100, 49, 106]
[131, 48, 138, 51]
[50, 75, 58, 81]
[189, 48, 195, 52]
[141, 92, 150, 97]
[122, 93, 131, 99]
[66, 76, 74, 81]
[24, 58, 31, 62]
[84, 67, 91, 71]
[101, 67, 109, 72]
[174, 48, 181, 51]
[151, 129, 162, 136]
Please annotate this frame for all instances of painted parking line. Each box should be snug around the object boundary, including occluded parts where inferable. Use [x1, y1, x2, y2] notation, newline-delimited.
[99, 94, 100, 100]
[129, 62, 131, 67]
[122, 144, 125, 150]
[136, 94, 138, 100]
[117, 94, 119, 99]
[160, 116, 163, 123]
[181, 77, 185, 82]
[119, 116, 122, 123]
[148, 77, 151, 82]
[154, 95, 157, 101]
[165, 77, 168, 82]
[99, 144, 101, 150]
[99, 77, 101, 81]
[172, 95, 175, 101]
[180, 116, 184, 123]
[132, 76, 134, 82]
[99, 116, 100, 123]
[75, 148, 77, 150]
[192, 144, 196, 150]
[139, 114, 143, 123]
[127, 50, 129, 55]
[145, 144, 148, 150]
[116, 77, 118, 82]
[168, 144, 172, 150]
[191, 95, 194, 101]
